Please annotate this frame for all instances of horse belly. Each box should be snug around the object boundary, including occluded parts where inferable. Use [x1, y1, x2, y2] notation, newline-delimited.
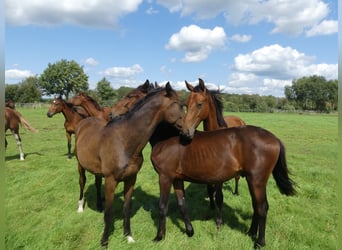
[180, 148, 240, 183]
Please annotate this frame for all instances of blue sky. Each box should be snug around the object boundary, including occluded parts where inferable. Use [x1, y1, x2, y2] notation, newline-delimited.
[5, 0, 338, 97]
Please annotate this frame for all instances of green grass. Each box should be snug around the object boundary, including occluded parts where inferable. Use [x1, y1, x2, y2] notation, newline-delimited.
[5, 109, 337, 249]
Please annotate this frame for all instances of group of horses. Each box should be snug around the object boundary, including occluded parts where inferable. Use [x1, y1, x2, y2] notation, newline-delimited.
[6, 79, 296, 249]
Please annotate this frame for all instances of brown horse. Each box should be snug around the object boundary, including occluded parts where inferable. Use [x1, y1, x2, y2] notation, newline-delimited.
[74, 83, 184, 247]
[185, 79, 245, 198]
[68, 92, 112, 121]
[47, 96, 89, 159]
[151, 98, 296, 249]
[224, 115, 246, 127]
[109, 80, 154, 119]
[5, 107, 38, 160]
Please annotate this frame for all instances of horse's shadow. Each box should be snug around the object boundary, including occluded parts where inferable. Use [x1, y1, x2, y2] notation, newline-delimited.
[5, 152, 42, 161]
[83, 181, 250, 239]
[163, 183, 250, 235]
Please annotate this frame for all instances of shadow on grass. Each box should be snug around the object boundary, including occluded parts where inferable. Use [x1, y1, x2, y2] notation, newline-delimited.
[5, 152, 42, 161]
[83, 180, 251, 240]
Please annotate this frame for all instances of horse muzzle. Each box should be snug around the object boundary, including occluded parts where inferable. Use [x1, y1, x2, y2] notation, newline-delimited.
[180, 127, 195, 140]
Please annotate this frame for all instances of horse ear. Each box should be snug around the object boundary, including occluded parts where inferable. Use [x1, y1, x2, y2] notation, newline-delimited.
[185, 81, 194, 92]
[198, 78, 206, 92]
[165, 82, 172, 96]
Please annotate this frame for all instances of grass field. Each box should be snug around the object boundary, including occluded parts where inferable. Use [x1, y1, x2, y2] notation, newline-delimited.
[5, 108, 337, 249]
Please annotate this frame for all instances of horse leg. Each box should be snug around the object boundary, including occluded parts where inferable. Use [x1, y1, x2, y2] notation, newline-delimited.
[95, 175, 103, 212]
[66, 132, 72, 159]
[77, 164, 86, 213]
[214, 183, 224, 228]
[173, 179, 194, 237]
[12, 131, 24, 160]
[101, 175, 117, 248]
[123, 175, 137, 243]
[246, 176, 268, 248]
[234, 175, 240, 195]
[154, 174, 173, 242]
[207, 184, 216, 209]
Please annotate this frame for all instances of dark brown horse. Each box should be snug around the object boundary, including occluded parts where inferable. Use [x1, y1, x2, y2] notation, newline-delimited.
[74, 83, 184, 247]
[5, 107, 38, 160]
[47, 96, 89, 159]
[151, 95, 296, 249]
[185, 79, 245, 198]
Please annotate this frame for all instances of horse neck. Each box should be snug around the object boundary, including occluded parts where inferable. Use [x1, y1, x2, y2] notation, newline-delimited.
[112, 99, 167, 153]
[202, 95, 225, 131]
[80, 101, 103, 117]
[60, 102, 77, 122]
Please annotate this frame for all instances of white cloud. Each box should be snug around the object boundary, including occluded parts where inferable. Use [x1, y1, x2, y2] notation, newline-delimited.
[157, 0, 332, 36]
[6, 0, 143, 28]
[227, 44, 337, 96]
[230, 34, 251, 43]
[233, 44, 315, 79]
[85, 57, 99, 66]
[306, 20, 338, 37]
[5, 69, 34, 80]
[166, 25, 226, 62]
[102, 64, 143, 78]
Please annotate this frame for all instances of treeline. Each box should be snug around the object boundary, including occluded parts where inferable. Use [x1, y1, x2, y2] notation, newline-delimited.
[5, 60, 337, 113]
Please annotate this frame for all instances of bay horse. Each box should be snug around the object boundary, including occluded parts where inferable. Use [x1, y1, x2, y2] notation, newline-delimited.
[68, 92, 112, 121]
[5, 107, 38, 160]
[151, 102, 296, 249]
[74, 83, 184, 247]
[185, 79, 245, 199]
[46, 96, 89, 159]
[109, 80, 154, 119]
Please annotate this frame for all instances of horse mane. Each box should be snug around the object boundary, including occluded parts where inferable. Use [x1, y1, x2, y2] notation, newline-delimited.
[107, 86, 166, 126]
[193, 85, 227, 128]
[77, 92, 103, 111]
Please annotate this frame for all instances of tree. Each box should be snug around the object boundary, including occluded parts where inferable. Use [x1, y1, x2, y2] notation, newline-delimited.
[16, 76, 42, 103]
[38, 59, 89, 99]
[96, 77, 116, 102]
[5, 76, 42, 103]
[284, 75, 338, 111]
[5, 84, 19, 101]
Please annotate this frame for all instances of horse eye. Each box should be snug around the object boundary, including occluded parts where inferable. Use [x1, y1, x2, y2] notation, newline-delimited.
[197, 103, 202, 109]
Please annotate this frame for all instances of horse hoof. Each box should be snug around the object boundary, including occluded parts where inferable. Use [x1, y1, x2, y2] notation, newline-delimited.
[101, 239, 108, 248]
[153, 235, 163, 242]
[254, 241, 265, 250]
[186, 228, 194, 237]
[127, 235, 135, 243]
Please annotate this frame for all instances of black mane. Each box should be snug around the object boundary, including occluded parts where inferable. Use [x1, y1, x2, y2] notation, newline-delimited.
[106, 86, 167, 127]
[193, 85, 227, 127]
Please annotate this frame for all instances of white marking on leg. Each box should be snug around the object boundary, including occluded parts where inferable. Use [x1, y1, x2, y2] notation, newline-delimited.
[14, 133, 24, 160]
[127, 235, 135, 243]
[77, 198, 84, 213]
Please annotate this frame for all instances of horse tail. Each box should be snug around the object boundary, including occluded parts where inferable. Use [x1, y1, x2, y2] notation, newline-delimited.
[272, 140, 297, 196]
[17, 111, 38, 133]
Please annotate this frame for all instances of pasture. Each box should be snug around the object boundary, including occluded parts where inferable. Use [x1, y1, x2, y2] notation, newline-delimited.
[5, 108, 337, 249]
